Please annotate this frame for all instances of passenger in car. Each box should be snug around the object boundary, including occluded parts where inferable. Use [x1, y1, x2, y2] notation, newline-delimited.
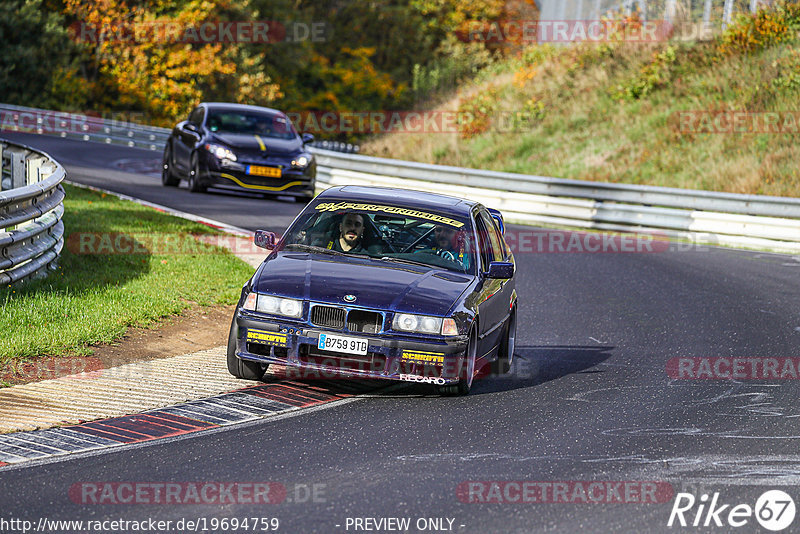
[420, 225, 470, 269]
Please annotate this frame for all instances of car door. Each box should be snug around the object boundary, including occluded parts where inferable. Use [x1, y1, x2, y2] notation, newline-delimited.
[473, 209, 507, 360]
[174, 107, 204, 171]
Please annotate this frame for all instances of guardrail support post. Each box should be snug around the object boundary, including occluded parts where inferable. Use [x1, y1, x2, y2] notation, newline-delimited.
[26, 156, 44, 186]
[7, 148, 26, 189]
[0, 144, 4, 191]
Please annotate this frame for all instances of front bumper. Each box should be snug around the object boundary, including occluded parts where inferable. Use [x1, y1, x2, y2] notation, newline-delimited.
[202, 157, 315, 197]
[234, 313, 469, 385]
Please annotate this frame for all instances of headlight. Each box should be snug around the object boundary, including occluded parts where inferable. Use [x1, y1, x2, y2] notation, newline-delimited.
[243, 292, 303, 318]
[291, 153, 312, 169]
[205, 143, 237, 161]
[393, 313, 456, 336]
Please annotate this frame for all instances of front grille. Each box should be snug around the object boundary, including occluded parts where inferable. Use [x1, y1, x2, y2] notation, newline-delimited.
[247, 342, 271, 357]
[246, 342, 289, 360]
[347, 310, 383, 333]
[299, 345, 387, 373]
[311, 305, 346, 329]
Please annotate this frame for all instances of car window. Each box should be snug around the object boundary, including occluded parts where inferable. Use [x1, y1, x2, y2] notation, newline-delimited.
[281, 203, 475, 274]
[482, 211, 508, 261]
[188, 107, 204, 125]
[205, 111, 297, 140]
[473, 213, 494, 271]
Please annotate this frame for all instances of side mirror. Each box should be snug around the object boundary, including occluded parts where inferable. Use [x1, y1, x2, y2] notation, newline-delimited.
[485, 261, 513, 279]
[254, 230, 277, 250]
[184, 123, 199, 133]
[301, 133, 315, 144]
[487, 208, 505, 234]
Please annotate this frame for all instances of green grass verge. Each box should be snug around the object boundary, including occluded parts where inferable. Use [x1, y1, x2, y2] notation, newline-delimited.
[0, 184, 253, 365]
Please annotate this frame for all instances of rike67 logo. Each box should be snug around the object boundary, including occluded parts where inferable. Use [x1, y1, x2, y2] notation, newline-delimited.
[668, 490, 796, 531]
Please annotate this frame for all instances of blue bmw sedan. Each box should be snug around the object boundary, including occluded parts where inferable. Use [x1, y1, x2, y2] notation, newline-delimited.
[227, 185, 517, 395]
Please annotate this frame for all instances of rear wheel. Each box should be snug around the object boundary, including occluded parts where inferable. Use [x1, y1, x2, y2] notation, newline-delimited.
[188, 153, 207, 193]
[161, 143, 179, 186]
[437, 328, 477, 396]
[226, 317, 267, 380]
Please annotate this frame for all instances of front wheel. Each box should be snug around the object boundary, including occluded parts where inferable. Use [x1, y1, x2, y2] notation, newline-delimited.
[188, 153, 207, 193]
[226, 318, 267, 380]
[161, 143, 180, 186]
[437, 328, 477, 396]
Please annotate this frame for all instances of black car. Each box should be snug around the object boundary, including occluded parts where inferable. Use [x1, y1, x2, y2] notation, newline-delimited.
[227, 185, 517, 396]
[162, 102, 316, 201]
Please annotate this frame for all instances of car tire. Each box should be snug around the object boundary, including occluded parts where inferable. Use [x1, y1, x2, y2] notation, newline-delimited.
[161, 143, 180, 187]
[495, 308, 517, 374]
[188, 153, 207, 193]
[437, 327, 477, 396]
[226, 317, 267, 380]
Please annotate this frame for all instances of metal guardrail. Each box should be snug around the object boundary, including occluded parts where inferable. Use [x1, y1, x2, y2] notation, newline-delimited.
[0, 103, 359, 153]
[1, 103, 798, 253]
[312, 149, 800, 253]
[0, 103, 171, 151]
[0, 139, 66, 285]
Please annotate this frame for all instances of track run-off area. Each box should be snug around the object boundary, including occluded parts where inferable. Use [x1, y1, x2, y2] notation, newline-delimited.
[1, 132, 800, 533]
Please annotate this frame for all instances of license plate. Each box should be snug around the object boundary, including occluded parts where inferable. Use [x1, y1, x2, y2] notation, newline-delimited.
[318, 333, 368, 355]
[247, 165, 282, 178]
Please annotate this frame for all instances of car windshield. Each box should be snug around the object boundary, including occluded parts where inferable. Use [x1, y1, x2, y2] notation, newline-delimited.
[281, 202, 476, 274]
[205, 110, 297, 140]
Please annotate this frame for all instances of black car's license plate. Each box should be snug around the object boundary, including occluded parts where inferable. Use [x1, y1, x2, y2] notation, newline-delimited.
[247, 165, 282, 178]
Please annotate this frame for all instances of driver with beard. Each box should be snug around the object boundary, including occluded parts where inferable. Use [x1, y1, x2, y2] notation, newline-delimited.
[322, 212, 368, 254]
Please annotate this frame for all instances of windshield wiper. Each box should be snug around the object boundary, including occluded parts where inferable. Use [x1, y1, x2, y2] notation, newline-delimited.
[284, 244, 371, 259]
[284, 243, 342, 255]
[378, 256, 435, 269]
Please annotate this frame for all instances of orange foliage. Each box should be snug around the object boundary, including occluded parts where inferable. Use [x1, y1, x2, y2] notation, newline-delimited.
[63, 0, 280, 125]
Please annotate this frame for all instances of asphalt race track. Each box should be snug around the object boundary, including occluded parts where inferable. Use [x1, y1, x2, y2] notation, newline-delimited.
[2, 133, 800, 533]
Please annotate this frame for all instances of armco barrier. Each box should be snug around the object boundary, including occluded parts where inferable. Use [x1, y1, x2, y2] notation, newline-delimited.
[312, 150, 800, 253]
[2, 103, 799, 253]
[0, 138, 66, 285]
[0, 103, 359, 153]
